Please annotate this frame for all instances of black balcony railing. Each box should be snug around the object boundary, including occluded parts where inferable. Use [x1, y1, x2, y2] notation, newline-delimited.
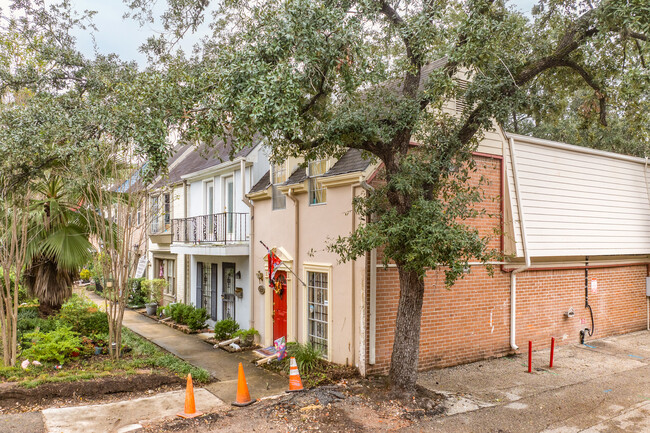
[172, 212, 248, 244]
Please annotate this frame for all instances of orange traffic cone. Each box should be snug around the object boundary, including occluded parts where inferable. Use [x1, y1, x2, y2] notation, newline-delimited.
[177, 373, 203, 418]
[232, 362, 254, 407]
[287, 356, 304, 392]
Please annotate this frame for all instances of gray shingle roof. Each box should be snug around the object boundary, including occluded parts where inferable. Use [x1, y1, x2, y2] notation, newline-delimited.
[249, 170, 271, 194]
[284, 167, 307, 186]
[151, 144, 194, 188]
[322, 148, 371, 178]
[250, 148, 371, 195]
[153, 138, 258, 189]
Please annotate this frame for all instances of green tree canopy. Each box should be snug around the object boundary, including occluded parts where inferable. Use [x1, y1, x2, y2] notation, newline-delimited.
[137, 0, 648, 394]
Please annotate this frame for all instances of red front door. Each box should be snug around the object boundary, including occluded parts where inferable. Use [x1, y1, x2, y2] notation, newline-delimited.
[273, 271, 288, 341]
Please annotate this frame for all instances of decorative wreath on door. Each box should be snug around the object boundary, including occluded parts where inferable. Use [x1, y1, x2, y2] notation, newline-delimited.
[274, 273, 287, 298]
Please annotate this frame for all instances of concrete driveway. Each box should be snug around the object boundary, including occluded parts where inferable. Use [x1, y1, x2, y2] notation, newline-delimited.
[415, 330, 650, 432]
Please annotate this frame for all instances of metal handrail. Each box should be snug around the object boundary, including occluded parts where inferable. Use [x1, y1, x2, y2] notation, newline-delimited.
[172, 212, 248, 244]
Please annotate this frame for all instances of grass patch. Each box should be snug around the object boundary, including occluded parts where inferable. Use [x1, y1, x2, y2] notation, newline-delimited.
[2, 328, 210, 388]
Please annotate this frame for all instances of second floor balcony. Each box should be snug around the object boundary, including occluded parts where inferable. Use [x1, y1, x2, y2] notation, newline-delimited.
[172, 212, 249, 244]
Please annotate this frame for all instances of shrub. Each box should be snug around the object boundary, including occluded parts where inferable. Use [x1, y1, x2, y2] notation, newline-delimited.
[233, 328, 260, 347]
[141, 279, 166, 304]
[127, 277, 147, 307]
[186, 308, 208, 331]
[21, 327, 83, 364]
[17, 307, 39, 321]
[285, 342, 324, 374]
[79, 269, 91, 281]
[58, 295, 108, 336]
[168, 303, 193, 324]
[214, 318, 239, 341]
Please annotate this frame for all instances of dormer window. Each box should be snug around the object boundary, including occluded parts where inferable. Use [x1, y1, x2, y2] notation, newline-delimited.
[272, 162, 287, 210]
[308, 159, 327, 205]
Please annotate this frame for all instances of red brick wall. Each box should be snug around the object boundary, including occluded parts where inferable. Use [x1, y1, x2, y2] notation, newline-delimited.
[366, 154, 649, 374]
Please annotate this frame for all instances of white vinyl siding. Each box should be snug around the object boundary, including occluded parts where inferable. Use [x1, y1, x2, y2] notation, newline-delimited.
[507, 134, 650, 258]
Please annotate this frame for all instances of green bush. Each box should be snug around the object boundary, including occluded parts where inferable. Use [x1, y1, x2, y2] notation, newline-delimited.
[21, 327, 83, 364]
[186, 308, 208, 331]
[17, 307, 39, 321]
[285, 342, 324, 374]
[214, 318, 239, 341]
[141, 279, 167, 304]
[168, 303, 193, 324]
[233, 328, 260, 347]
[58, 295, 108, 336]
[127, 277, 147, 307]
[79, 269, 91, 281]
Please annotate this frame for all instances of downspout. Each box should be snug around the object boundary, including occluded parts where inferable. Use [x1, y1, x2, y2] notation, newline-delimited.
[508, 137, 531, 351]
[286, 188, 299, 341]
[350, 183, 358, 368]
[183, 179, 189, 303]
[241, 160, 255, 329]
[644, 158, 650, 332]
[360, 180, 376, 365]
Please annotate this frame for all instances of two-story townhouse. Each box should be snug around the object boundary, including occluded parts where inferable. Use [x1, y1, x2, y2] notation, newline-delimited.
[247, 149, 376, 366]
[147, 143, 195, 305]
[169, 138, 269, 329]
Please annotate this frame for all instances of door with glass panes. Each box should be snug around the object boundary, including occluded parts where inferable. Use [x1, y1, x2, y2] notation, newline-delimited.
[222, 262, 236, 319]
[196, 262, 218, 321]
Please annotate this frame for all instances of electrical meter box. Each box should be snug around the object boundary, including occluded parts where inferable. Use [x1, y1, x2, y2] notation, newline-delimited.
[646, 277, 650, 297]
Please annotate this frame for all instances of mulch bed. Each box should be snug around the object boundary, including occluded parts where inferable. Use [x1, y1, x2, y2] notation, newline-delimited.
[0, 373, 183, 414]
[135, 310, 210, 334]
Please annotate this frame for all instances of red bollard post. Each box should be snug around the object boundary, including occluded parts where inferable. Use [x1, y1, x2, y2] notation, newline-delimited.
[528, 341, 532, 373]
[549, 337, 555, 369]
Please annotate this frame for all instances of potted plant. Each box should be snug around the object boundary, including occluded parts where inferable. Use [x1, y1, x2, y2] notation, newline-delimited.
[234, 328, 260, 348]
[141, 279, 166, 316]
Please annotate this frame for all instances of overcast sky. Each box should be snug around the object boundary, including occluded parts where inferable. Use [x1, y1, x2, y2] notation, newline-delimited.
[1, 0, 539, 67]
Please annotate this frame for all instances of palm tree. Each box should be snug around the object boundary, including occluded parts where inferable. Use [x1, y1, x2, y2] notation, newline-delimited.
[24, 174, 95, 316]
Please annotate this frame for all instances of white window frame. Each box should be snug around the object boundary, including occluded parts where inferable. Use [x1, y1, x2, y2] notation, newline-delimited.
[308, 159, 328, 206]
[163, 192, 171, 232]
[271, 162, 287, 210]
[302, 263, 332, 361]
[150, 195, 160, 234]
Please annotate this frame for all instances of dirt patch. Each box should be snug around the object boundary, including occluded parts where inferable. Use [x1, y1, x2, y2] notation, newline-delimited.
[142, 377, 444, 432]
[0, 374, 183, 413]
[261, 358, 359, 388]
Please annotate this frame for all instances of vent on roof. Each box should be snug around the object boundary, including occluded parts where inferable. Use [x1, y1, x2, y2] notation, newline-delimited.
[455, 79, 469, 114]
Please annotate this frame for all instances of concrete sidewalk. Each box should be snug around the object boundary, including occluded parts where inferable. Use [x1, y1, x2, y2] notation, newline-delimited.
[85, 290, 286, 403]
[414, 330, 650, 432]
[42, 388, 223, 433]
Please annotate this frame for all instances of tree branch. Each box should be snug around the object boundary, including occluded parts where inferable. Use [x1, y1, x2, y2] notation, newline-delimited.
[300, 68, 328, 115]
[556, 59, 607, 126]
[628, 31, 648, 42]
[455, 6, 602, 146]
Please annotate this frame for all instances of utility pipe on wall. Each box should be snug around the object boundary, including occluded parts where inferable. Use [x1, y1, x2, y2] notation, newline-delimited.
[241, 160, 255, 329]
[286, 188, 299, 341]
[360, 180, 376, 365]
[508, 137, 531, 351]
[350, 183, 357, 368]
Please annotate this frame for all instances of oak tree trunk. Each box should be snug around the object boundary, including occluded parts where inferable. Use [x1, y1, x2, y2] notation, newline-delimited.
[388, 264, 426, 396]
